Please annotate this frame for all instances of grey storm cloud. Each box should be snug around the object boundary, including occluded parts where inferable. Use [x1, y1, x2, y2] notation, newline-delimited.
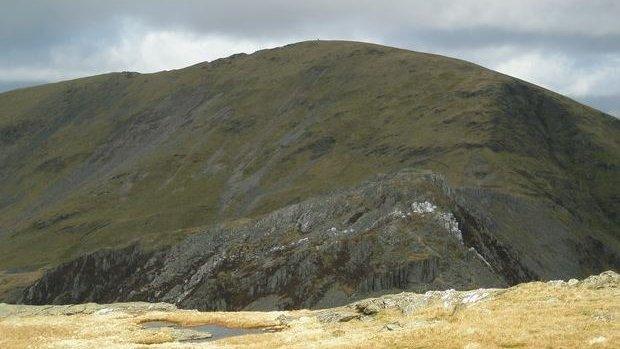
[1, 0, 619, 116]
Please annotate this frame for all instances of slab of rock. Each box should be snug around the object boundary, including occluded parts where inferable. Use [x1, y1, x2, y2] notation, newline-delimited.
[316, 310, 361, 323]
[355, 302, 380, 315]
[172, 328, 212, 342]
[385, 323, 402, 331]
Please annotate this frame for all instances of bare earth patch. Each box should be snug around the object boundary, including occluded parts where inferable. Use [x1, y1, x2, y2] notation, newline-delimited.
[1, 271, 618, 348]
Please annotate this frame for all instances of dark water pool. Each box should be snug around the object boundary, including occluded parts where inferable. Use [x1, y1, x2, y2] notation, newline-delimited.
[141, 321, 265, 342]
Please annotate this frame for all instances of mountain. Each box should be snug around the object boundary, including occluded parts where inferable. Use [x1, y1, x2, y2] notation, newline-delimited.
[0, 41, 618, 307]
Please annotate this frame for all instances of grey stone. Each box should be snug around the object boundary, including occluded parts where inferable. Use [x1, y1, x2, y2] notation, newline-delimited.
[355, 302, 380, 315]
[172, 328, 212, 342]
[385, 323, 401, 331]
[317, 310, 361, 323]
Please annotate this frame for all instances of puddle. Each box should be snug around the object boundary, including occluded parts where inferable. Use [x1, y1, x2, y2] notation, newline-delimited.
[141, 321, 265, 342]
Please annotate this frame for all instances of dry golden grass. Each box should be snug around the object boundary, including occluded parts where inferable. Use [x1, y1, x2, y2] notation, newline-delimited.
[382, 282, 619, 349]
[0, 273, 617, 348]
[134, 309, 288, 328]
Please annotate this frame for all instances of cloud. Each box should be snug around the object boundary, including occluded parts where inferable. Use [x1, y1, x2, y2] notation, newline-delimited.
[0, 21, 288, 83]
[490, 51, 620, 97]
[47, 21, 287, 75]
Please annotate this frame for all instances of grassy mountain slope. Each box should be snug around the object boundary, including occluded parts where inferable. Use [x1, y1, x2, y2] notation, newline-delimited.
[0, 40, 618, 277]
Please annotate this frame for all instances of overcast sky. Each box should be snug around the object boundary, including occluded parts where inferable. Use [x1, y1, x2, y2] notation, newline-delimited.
[1, 0, 619, 117]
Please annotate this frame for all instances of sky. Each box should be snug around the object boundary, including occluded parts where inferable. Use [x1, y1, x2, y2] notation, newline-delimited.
[1, 0, 619, 117]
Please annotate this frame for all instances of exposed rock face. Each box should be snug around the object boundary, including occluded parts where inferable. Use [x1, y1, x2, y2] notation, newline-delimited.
[20, 171, 618, 310]
[21, 245, 160, 305]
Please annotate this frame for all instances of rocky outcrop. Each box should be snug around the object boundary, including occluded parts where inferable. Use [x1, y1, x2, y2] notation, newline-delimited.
[20, 170, 618, 310]
[21, 245, 161, 305]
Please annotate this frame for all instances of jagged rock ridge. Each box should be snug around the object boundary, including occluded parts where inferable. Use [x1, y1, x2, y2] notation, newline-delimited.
[20, 171, 617, 310]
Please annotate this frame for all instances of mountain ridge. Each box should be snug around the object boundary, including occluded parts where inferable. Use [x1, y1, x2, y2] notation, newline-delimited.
[0, 40, 618, 304]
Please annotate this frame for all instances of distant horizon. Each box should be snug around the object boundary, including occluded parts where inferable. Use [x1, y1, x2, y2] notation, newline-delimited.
[2, 1, 619, 118]
[1, 39, 618, 118]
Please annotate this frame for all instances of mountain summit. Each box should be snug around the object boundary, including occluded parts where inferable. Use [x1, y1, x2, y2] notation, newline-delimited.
[0, 41, 618, 307]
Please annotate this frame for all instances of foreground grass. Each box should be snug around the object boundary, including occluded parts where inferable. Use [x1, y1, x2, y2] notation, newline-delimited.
[0, 271, 617, 348]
